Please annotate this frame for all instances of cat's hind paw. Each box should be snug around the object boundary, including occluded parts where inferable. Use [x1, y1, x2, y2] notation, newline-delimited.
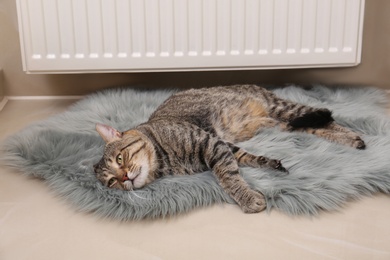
[352, 136, 366, 150]
[339, 135, 366, 150]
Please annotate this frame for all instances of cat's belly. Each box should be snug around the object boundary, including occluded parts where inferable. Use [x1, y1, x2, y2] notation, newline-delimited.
[212, 98, 270, 143]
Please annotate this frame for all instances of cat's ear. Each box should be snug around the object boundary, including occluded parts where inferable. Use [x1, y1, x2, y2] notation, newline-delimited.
[95, 123, 123, 143]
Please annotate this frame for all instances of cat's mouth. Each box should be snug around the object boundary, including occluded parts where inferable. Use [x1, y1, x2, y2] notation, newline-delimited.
[122, 172, 140, 190]
[121, 165, 147, 190]
[124, 167, 142, 182]
[123, 179, 135, 191]
[123, 172, 139, 182]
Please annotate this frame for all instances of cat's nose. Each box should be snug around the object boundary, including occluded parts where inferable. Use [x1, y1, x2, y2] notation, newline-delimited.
[122, 174, 130, 182]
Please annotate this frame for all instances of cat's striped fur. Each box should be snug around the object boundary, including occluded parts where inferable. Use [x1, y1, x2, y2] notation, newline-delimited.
[94, 85, 365, 213]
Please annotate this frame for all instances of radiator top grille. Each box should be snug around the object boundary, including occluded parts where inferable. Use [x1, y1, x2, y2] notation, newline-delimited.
[17, 0, 365, 73]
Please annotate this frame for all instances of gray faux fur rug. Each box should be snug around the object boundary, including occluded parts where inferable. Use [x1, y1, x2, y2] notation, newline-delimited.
[2, 85, 390, 220]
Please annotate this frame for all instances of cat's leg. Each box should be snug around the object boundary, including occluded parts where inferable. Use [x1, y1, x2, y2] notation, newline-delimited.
[293, 122, 366, 149]
[226, 143, 288, 173]
[203, 137, 266, 213]
[259, 88, 334, 128]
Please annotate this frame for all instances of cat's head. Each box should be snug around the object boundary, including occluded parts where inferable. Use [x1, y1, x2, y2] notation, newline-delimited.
[93, 123, 156, 191]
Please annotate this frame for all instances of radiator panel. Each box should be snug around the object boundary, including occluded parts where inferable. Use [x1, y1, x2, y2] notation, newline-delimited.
[17, 0, 365, 73]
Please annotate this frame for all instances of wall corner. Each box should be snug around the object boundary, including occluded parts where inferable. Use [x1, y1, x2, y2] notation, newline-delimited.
[0, 69, 8, 111]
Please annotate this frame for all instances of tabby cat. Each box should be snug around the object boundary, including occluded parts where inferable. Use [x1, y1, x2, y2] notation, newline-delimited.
[94, 85, 365, 213]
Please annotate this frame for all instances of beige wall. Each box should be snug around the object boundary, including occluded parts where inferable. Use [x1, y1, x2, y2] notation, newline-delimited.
[0, 69, 4, 102]
[1, 0, 389, 96]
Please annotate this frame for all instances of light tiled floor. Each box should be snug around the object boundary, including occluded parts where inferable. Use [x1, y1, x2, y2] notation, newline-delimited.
[1, 99, 390, 260]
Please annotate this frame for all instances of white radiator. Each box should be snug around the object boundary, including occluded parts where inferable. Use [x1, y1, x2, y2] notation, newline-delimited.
[17, 0, 365, 73]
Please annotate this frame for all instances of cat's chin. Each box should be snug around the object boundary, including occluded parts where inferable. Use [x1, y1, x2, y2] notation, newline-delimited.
[123, 176, 147, 190]
[123, 180, 134, 191]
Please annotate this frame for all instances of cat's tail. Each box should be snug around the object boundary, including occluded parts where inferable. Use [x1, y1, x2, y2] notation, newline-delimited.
[287, 108, 333, 128]
[262, 90, 334, 128]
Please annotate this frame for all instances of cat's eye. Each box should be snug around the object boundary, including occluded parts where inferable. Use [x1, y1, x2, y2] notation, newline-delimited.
[116, 154, 123, 165]
[107, 178, 117, 187]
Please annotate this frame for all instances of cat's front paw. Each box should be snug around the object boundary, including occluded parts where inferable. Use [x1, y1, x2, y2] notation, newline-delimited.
[239, 190, 266, 214]
[268, 159, 288, 173]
